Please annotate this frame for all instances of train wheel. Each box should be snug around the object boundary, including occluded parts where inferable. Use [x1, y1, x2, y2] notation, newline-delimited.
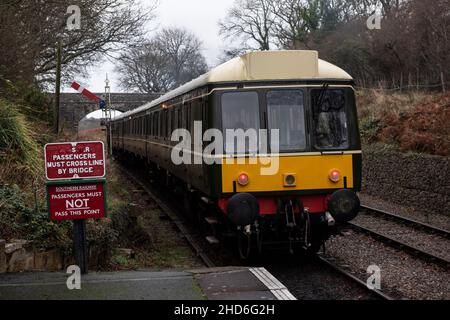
[304, 213, 327, 254]
[305, 239, 323, 254]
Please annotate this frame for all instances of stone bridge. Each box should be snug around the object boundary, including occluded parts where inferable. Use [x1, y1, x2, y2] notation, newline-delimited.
[60, 93, 161, 133]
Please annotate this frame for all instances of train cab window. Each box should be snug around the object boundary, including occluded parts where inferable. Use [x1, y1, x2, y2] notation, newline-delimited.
[221, 91, 260, 153]
[311, 88, 349, 149]
[267, 90, 306, 152]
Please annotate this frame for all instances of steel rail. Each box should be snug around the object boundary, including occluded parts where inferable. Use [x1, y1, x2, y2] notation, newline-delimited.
[361, 204, 450, 239]
[117, 164, 216, 268]
[348, 221, 450, 268]
[316, 254, 395, 300]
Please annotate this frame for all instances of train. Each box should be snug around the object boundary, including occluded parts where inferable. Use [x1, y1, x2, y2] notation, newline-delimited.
[109, 50, 361, 257]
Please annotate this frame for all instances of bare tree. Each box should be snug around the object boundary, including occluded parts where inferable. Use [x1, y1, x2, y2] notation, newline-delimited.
[219, 0, 275, 51]
[116, 27, 208, 94]
[216, 47, 249, 64]
[0, 0, 157, 87]
[270, 0, 323, 49]
[115, 40, 172, 94]
[155, 28, 208, 86]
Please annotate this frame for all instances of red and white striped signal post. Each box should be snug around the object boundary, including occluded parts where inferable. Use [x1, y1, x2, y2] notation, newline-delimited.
[71, 81, 102, 104]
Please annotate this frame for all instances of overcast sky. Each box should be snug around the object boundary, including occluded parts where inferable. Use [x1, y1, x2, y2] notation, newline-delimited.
[84, 0, 236, 93]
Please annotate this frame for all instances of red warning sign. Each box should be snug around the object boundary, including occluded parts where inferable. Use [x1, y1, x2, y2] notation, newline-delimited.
[45, 141, 105, 180]
[47, 181, 106, 221]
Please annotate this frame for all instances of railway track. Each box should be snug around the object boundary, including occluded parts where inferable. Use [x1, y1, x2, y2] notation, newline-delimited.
[361, 204, 450, 239]
[117, 164, 216, 268]
[316, 254, 395, 300]
[348, 205, 450, 268]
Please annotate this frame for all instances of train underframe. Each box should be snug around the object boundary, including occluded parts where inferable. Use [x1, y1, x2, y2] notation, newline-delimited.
[211, 191, 359, 258]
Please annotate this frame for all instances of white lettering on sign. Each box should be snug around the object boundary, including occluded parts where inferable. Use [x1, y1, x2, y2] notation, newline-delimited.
[66, 198, 89, 210]
[45, 141, 105, 180]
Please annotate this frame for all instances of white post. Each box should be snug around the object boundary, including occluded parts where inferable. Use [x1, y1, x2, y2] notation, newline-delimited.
[104, 74, 112, 156]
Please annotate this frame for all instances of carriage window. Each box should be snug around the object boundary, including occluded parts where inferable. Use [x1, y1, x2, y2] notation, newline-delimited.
[166, 110, 170, 137]
[221, 91, 260, 153]
[267, 90, 306, 152]
[171, 109, 176, 134]
[151, 114, 154, 135]
[177, 107, 182, 129]
[156, 111, 161, 137]
[311, 88, 349, 149]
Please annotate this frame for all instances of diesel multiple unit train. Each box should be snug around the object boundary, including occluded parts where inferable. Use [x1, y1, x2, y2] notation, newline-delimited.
[110, 50, 361, 257]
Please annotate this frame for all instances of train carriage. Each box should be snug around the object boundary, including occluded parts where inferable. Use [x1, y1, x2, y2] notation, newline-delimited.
[110, 50, 361, 256]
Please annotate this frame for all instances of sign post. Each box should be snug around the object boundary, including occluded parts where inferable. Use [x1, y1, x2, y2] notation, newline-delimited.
[45, 141, 107, 274]
[73, 219, 87, 274]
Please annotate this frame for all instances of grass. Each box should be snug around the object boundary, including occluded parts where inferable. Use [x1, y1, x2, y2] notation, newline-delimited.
[136, 246, 199, 270]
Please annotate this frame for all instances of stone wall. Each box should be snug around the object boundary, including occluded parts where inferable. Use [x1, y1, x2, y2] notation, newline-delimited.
[362, 149, 450, 215]
[0, 239, 64, 273]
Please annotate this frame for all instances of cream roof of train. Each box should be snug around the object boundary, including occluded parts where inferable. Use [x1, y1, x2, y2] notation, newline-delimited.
[115, 50, 352, 120]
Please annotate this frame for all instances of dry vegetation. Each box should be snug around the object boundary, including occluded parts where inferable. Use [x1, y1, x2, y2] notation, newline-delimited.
[357, 90, 450, 156]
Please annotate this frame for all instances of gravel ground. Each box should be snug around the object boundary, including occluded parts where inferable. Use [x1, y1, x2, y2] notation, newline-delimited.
[353, 211, 450, 262]
[325, 230, 450, 299]
[359, 193, 450, 231]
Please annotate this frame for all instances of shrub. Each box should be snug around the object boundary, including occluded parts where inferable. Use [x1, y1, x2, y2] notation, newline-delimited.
[0, 185, 72, 252]
[86, 218, 119, 269]
[0, 99, 43, 182]
[0, 78, 52, 122]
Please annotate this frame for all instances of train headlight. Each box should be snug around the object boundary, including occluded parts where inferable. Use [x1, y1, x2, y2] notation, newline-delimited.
[283, 174, 296, 187]
[237, 173, 249, 186]
[328, 169, 341, 183]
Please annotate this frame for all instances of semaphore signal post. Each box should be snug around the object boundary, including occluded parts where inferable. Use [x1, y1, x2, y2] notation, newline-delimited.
[45, 141, 107, 274]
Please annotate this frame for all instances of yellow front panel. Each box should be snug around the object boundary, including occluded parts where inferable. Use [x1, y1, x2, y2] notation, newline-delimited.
[221, 155, 353, 193]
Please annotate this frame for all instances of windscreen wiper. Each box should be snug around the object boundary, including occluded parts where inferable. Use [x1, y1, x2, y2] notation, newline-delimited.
[316, 83, 329, 111]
